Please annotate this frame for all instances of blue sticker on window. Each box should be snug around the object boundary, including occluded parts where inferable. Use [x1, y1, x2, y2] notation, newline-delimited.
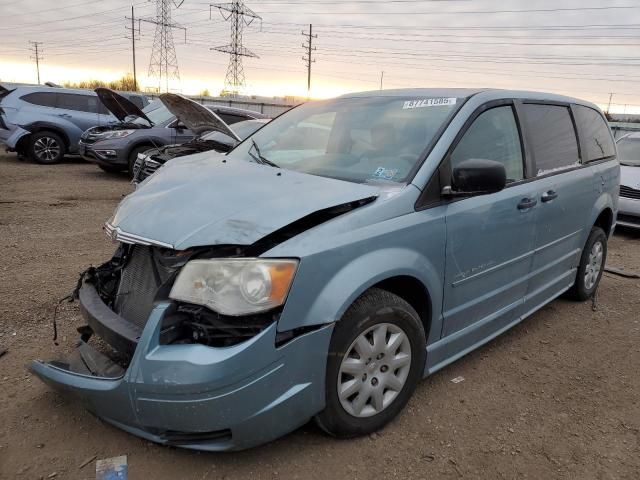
[373, 167, 398, 180]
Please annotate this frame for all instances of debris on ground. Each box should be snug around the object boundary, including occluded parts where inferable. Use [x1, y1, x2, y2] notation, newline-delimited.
[96, 455, 128, 480]
[605, 266, 640, 279]
[0, 349, 6, 359]
[78, 455, 97, 470]
[450, 376, 465, 384]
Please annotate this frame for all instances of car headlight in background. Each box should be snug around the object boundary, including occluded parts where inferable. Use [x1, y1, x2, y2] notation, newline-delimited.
[169, 258, 298, 316]
[99, 129, 136, 140]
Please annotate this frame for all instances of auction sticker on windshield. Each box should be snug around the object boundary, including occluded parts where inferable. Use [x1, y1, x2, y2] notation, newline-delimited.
[403, 98, 457, 109]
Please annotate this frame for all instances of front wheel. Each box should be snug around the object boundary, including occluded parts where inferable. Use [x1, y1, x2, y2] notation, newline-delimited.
[315, 288, 426, 437]
[567, 226, 607, 301]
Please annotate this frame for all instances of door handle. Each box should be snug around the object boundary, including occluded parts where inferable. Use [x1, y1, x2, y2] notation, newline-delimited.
[541, 190, 558, 203]
[517, 197, 538, 210]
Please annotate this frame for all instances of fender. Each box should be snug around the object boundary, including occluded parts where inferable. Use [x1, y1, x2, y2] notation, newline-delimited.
[23, 120, 74, 149]
[127, 138, 167, 157]
[277, 245, 445, 347]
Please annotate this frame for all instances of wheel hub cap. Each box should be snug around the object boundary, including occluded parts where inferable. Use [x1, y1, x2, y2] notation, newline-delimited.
[584, 240, 604, 290]
[337, 322, 412, 418]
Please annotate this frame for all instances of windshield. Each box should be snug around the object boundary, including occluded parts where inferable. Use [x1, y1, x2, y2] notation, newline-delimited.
[132, 100, 174, 126]
[202, 119, 267, 143]
[616, 137, 640, 166]
[227, 95, 461, 183]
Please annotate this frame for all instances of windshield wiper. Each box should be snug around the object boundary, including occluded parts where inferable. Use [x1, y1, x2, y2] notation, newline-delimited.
[249, 139, 279, 168]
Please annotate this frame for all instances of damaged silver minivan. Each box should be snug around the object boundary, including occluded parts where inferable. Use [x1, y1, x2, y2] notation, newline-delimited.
[31, 89, 619, 451]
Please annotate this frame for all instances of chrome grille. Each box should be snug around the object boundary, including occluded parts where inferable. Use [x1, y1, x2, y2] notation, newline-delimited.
[620, 185, 640, 200]
[135, 158, 162, 183]
[114, 246, 173, 328]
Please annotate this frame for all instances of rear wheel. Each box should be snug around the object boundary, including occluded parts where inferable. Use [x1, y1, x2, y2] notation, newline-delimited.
[315, 288, 426, 437]
[567, 226, 607, 301]
[29, 131, 65, 164]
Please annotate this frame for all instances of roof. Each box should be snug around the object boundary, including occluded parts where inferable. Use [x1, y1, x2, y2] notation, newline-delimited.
[338, 88, 599, 110]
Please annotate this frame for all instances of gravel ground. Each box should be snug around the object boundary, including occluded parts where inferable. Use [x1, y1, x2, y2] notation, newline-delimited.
[0, 152, 639, 479]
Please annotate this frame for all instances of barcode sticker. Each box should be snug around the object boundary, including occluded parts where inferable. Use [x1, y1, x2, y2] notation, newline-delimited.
[403, 98, 457, 109]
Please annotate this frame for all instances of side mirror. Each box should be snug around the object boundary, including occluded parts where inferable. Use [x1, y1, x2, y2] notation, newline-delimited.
[447, 158, 507, 195]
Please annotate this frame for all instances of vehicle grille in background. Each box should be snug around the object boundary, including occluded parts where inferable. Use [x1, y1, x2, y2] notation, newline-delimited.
[618, 213, 640, 226]
[136, 158, 162, 183]
[620, 185, 640, 200]
[114, 246, 173, 328]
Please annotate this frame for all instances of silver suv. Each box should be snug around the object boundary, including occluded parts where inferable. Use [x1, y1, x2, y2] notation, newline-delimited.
[0, 84, 147, 164]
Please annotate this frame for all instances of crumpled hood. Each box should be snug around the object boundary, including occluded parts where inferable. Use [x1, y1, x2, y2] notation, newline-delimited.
[621, 165, 640, 189]
[109, 156, 379, 250]
[159, 93, 239, 139]
[95, 87, 151, 124]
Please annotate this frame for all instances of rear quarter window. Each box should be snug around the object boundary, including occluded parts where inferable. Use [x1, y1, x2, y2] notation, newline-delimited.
[521, 103, 580, 175]
[573, 105, 615, 162]
[20, 92, 58, 108]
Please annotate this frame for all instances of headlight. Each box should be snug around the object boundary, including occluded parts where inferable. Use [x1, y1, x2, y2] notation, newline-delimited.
[99, 129, 136, 139]
[169, 258, 298, 316]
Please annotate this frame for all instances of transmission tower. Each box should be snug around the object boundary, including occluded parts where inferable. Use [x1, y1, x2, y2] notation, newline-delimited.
[142, 0, 187, 93]
[29, 41, 44, 85]
[301, 24, 317, 98]
[210, 1, 261, 95]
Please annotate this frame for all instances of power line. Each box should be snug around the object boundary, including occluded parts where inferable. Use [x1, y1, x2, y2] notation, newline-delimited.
[210, 0, 261, 95]
[302, 24, 316, 98]
[28, 40, 43, 84]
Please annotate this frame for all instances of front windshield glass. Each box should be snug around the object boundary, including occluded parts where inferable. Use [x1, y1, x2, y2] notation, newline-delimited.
[132, 100, 175, 126]
[227, 95, 462, 183]
[616, 137, 640, 166]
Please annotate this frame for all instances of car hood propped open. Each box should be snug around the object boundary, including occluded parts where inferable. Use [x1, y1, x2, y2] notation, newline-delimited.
[159, 93, 240, 139]
[107, 156, 379, 250]
[95, 87, 152, 124]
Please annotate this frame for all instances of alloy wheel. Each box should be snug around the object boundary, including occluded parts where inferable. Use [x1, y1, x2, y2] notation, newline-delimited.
[33, 136, 61, 162]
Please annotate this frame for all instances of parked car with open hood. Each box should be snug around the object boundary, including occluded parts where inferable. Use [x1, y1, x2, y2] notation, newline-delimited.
[614, 133, 640, 228]
[0, 84, 147, 164]
[133, 110, 270, 184]
[80, 88, 268, 177]
[31, 89, 618, 451]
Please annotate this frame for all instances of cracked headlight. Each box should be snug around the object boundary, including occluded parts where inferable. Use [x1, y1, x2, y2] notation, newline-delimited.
[169, 258, 298, 316]
[99, 129, 136, 139]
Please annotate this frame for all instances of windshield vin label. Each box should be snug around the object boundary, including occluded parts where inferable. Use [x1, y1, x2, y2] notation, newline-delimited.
[403, 98, 457, 109]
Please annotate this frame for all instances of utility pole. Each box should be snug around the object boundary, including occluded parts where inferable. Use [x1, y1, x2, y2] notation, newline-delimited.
[302, 24, 316, 99]
[211, 1, 261, 96]
[380, 71, 384, 90]
[125, 6, 141, 90]
[140, 0, 187, 93]
[29, 41, 43, 85]
[606, 93, 614, 114]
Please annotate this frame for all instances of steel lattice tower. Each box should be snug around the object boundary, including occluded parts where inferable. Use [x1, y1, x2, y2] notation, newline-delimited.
[211, 1, 261, 95]
[147, 0, 186, 92]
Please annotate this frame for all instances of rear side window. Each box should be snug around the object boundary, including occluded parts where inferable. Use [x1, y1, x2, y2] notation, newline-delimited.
[451, 106, 524, 183]
[21, 92, 58, 108]
[57, 93, 100, 113]
[520, 104, 580, 175]
[573, 105, 615, 162]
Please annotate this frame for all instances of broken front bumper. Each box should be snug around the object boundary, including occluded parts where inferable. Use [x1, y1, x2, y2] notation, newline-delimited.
[30, 285, 333, 451]
[0, 124, 29, 150]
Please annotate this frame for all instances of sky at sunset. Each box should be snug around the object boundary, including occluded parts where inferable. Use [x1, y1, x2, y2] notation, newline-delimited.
[2, 0, 640, 112]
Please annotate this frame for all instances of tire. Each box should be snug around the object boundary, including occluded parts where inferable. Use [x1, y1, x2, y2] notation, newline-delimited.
[29, 131, 65, 164]
[98, 164, 125, 174]
[127, 145, 151, 179]
[315, 288, 426, 437]
[567, 226, 607, 301]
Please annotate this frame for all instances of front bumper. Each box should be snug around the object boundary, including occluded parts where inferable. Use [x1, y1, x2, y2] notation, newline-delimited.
[618, 197, 640, 229]
[79, 140, 128, 168]
[31, 284, 333, 451]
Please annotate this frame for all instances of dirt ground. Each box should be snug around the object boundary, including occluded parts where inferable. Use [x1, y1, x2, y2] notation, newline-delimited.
[0, 152, 639, 480]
